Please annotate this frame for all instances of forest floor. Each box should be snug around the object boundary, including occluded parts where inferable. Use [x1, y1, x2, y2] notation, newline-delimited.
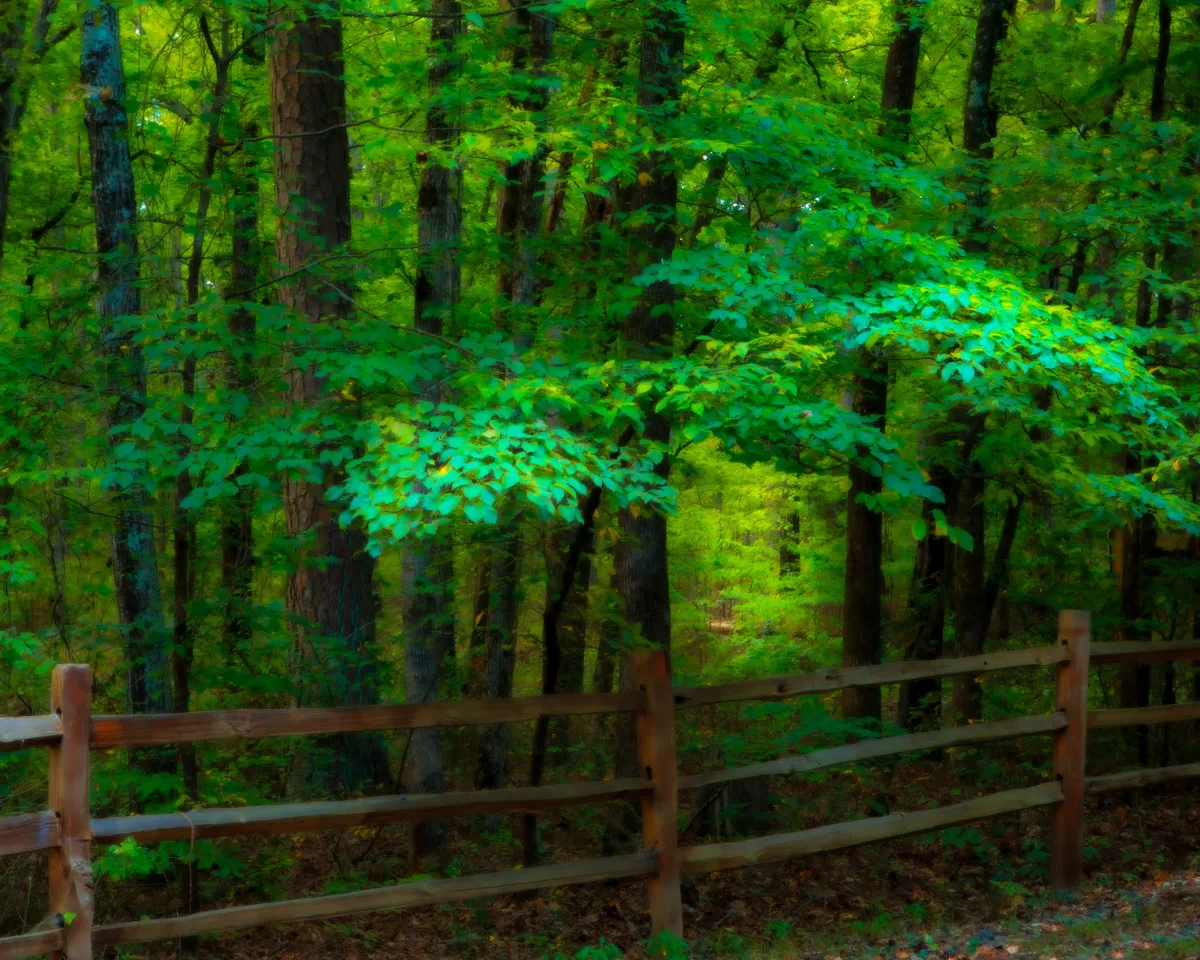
[142, 772, 1200, 960]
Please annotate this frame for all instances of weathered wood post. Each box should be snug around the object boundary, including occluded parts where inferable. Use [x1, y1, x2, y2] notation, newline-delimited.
[1050, 610, 1090, 891]
[631, 649, 683, 938]
[49, 664, 92, 959]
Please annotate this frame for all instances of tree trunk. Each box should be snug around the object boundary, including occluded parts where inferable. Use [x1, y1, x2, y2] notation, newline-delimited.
[269, 0, 387, 794]
[605, 0, 686, 854]
[846, 0, 923, 723]
[82, 1, 172, 735]
[546, 523, 593, 760]
[1118, 0, 1170, 769]
[841, 358, 887, 722]
[476, 533, 520, 794]
[897, 461, 952, 730]
[221, 121, 261, 667]
[950, 471, 987, 724]
[401, 0, 464, 865]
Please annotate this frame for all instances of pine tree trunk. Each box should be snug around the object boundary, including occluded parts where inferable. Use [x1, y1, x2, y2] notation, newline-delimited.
[269, 1, 387, 794]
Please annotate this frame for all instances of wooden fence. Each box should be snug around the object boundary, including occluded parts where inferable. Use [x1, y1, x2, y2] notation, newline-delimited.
[2, 610, 1200, 959]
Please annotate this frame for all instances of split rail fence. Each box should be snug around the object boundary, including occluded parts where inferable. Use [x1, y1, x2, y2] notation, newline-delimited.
[3, 610, 1200, 958]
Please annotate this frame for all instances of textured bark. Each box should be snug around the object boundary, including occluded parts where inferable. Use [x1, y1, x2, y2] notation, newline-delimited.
[841, 359, 887, 722]
[82, 2, 171, 727]
[270, 2, 387, 793]
[401, 0, 464, 863]
[476, 535, 520, 793]
[843, 0, 923, 721]
[950, 471, 986, 724]
[1117, 0, 1170, 768]
[464, 558, 490, 698]
[174, 30, 230, 908]
[1096, 0, 1116, 22]
[546, 523, 593, 759]
[897, 462, 952, 730]
[961, 0, 1016, 254]
[938, 0, 1014, 725]
[605, 0, 686, 854]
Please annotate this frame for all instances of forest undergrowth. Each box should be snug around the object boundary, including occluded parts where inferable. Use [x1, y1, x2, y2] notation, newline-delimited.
[6, 750, 1198, 960]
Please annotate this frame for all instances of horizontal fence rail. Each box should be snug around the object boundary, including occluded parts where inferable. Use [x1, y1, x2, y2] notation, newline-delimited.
[89, 690, 647, 750]
[1087, 762, 1200, 793]
[91, 778, 652, 845]
[91, 852, 659, 949]
[678, 782, 1064, 874]
[0, 811, 60, 857]
[3, 613, 1200, 959]
[0, 714, 60, 753]
[0, 928, 64, 960]
[679, 713, 1066, 791]
[1089, 701, 1200, 729]
[673, 647, 1071, 709]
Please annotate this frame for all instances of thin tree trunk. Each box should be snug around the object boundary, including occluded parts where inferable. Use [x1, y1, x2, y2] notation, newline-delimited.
[270, 0, 387, 794]
[546, 524, 593, 759]
[944, 0, 1015, 726]
[82, 3, 172, 791]
[401, 0, 464, 865]
[897, 470, 951, 730]
[221, 121, 261, 666]
[1119, 0, 1171, 769]
[845, 0, 923, 722]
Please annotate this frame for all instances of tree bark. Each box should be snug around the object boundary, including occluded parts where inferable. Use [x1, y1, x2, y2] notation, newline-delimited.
[604, 0, 686, 854]
[1118, 0, 1171, 769]
[221, 121, 262, 667]
[401, 0, 465, 864]
[82, 1, 171, 731]
[844, 0, 924, 722]
[269, 0, 387, 794]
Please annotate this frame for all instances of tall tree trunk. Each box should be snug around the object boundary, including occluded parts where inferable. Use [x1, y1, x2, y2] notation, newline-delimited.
[82, 2, 172, 778]
[173, 18, 230, 869]
[605, 0, 686, 853]
[945, 0, 1014, 726]
[845, 0, 923, 722]
[269, 0, 387, 794]
[221, 122, 261, 667]
[401, 0, 464, 865]
[1118, 0, 1171, 768]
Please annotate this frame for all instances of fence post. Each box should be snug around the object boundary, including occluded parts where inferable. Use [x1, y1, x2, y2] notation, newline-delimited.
[1050, 610, 1090, 891]
[49, 664, 92, 960]
[631, 649, 683, 939]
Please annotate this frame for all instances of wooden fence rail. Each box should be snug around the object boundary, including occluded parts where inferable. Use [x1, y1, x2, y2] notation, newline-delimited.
[2, 610, 1199, 959]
